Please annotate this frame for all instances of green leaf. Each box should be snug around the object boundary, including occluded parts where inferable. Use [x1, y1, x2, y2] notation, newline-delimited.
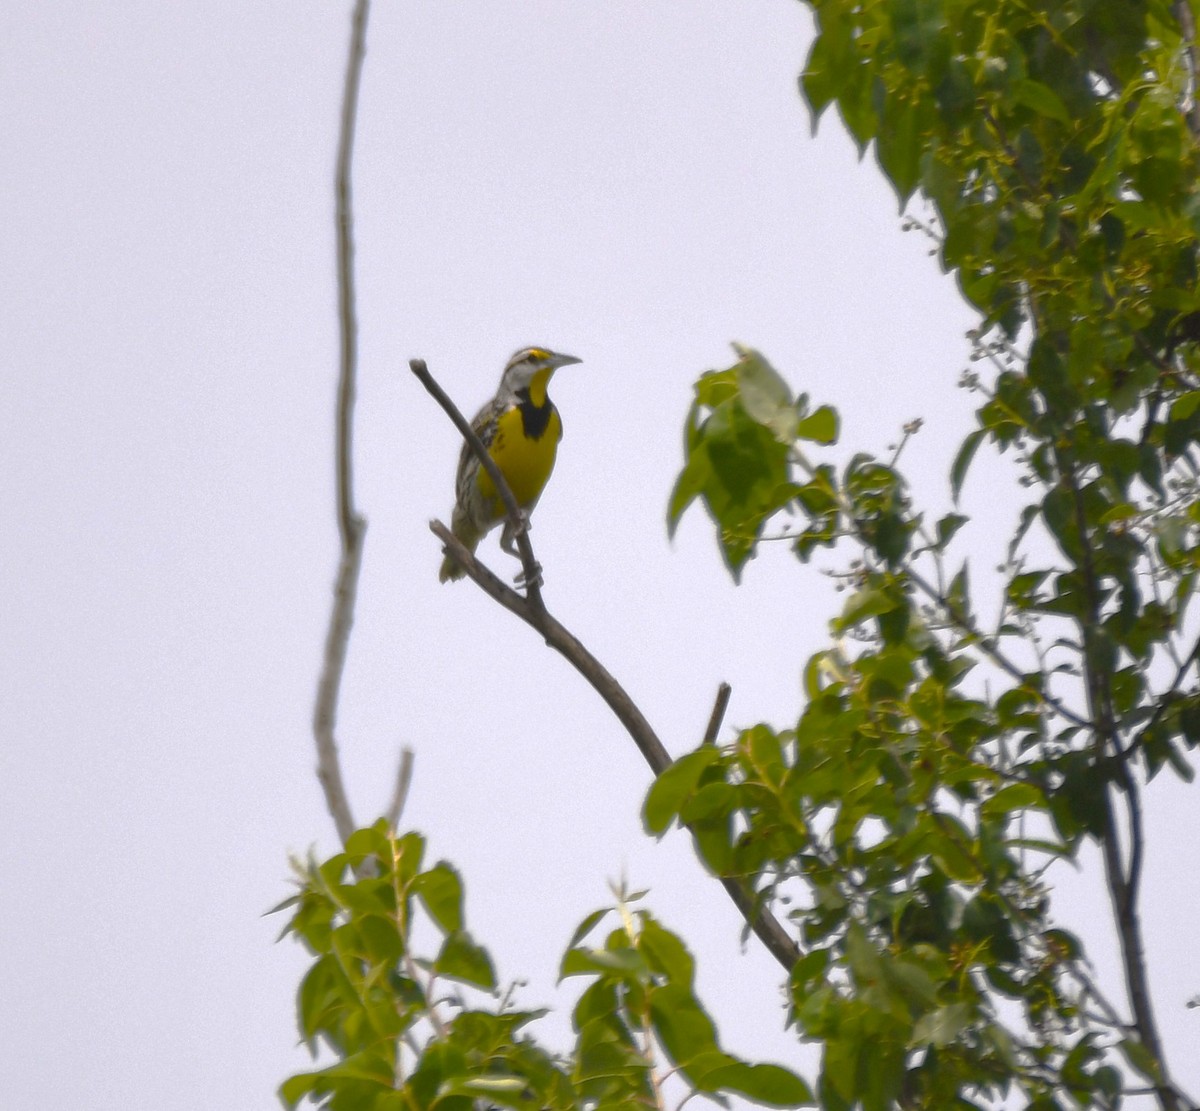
[801, 15, 850, 124]
[1012, 79, 1071, 123]
[980, 781, 1046, 818]
[844, 922, 884, 985]
[679, 779, 737, 824]
[876, 93, 923, 204]
[796, 405, 839, 444]
[743, 723, 784, 781]
[950, 429, 984, 502]
[934, 512, 968, 550]
[1169, 390, 1200, 422]
[357, 913, 405, 965]
[440, 1075, 532, 1104]
[882, 959, 938, 1009]
[638, 916, 695, 987]
[566, 908, 611, 950]
[279, 1071, 320, 1108]
[1119, 1037, 1164, 1083]
[927, 814, 982, 881]
[345, 822, 392, 863]
[392, 831, 426, 888]
[643, 747, 723, 835]
[911, 1003, 972, 1047]
[735, 346, 799, 441]
[434, 931, 496, 989]
[667, 447, 710, 537]
[297, 954, 342, 1044]
[835, 586, 898, 631]
[560, 944, 647, 981]
[414, 863, 464, 934]
[649, 983, 720, 1067]
[704, 1061, 815, 1107]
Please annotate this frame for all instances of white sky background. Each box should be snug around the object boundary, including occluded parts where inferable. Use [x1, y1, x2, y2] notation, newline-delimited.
[2, 1, 1198, 1108]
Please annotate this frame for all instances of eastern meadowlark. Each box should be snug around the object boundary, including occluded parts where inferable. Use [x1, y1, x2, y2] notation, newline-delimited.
[438, 346, 582, 583]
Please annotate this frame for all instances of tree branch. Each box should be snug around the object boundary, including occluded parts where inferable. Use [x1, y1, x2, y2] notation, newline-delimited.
[904, 565, 1092, 730]
[385, 747, 415, 831]
[1058, 455, 1177, 1110]
[311, 0, 371, 847]
[703, 682, 733, 746]
[428, 520, 674, 772]
[415, 370, 800, 973]
[314, 540, 364, 846]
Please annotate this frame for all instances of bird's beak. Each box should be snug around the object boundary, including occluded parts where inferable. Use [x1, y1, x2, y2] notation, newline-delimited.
[551, 353, 582, 368]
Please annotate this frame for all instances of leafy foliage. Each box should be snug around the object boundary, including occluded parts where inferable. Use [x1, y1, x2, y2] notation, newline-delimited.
[660, 1, 1200, 1105]
[277, 822, 810, 1110]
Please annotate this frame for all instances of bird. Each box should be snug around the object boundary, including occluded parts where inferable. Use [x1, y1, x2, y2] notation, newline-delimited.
[439, 346, 582, 583]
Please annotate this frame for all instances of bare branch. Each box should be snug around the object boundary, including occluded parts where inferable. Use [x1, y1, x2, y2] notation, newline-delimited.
[410, 358, 544, 611]
[314, 540, 365, 846]
[385, 747, 415, 831]
[1140, 630, 1200, 740]
[703, 682, 732, 746]
[428, 522, 801, 973]
[334, 0, 368, 550]
[905, 564, 1092, 730]
[429, 521, 673, 773]
[312, 0, 371, 846]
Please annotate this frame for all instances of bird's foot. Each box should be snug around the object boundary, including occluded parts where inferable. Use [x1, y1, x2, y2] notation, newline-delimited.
[499, 509, 532, 557]
[514, 560, 544, 592]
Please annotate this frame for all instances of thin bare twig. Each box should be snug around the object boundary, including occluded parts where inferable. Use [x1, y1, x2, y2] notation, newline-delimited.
[385, 747, 415, 830]
[410, 358, 545, 611]
[905, 564, 1092, 730]
[703, 682, 732, 745]
[314, 544, 364, 846]
[789, 441, 1091, 730]
[312, 0, 371, 847]
[429, 500, 800, 973]
[1139, 630, 1200, 741]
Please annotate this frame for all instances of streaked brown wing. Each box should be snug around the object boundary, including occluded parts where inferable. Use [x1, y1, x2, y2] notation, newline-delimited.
[453, 397, 506, 500]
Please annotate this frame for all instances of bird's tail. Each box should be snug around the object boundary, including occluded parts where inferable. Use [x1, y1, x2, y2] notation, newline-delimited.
[438, 510, 483, 583]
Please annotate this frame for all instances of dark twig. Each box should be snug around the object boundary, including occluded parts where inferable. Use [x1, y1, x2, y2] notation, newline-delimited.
[905, 565, 1092, 730]
[385, 747, 415, 830]
[1140, 631, 1200, 741]
[703, 683, 732, 745]
[1058, 456, 1177, 1111]
[312, 0, 371, 847]
[429, 521, 674, 773]
[428, 511, 799, 972]
[410, 358, 545, 612]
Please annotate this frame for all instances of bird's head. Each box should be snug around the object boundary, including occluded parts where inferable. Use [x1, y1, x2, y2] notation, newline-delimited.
[499, 346, 582, 405]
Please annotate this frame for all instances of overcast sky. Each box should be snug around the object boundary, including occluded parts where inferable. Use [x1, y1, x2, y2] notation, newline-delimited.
[3, 1, 1197, 1108]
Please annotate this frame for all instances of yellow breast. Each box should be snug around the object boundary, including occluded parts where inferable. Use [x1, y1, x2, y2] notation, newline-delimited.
[476, 402, 562, 511]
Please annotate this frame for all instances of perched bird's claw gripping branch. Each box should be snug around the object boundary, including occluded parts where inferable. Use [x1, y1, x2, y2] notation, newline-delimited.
[409, 358, 546, 612]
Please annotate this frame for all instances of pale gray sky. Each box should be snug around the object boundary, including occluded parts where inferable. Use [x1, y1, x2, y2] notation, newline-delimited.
[3, 2, 1197, 1108]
